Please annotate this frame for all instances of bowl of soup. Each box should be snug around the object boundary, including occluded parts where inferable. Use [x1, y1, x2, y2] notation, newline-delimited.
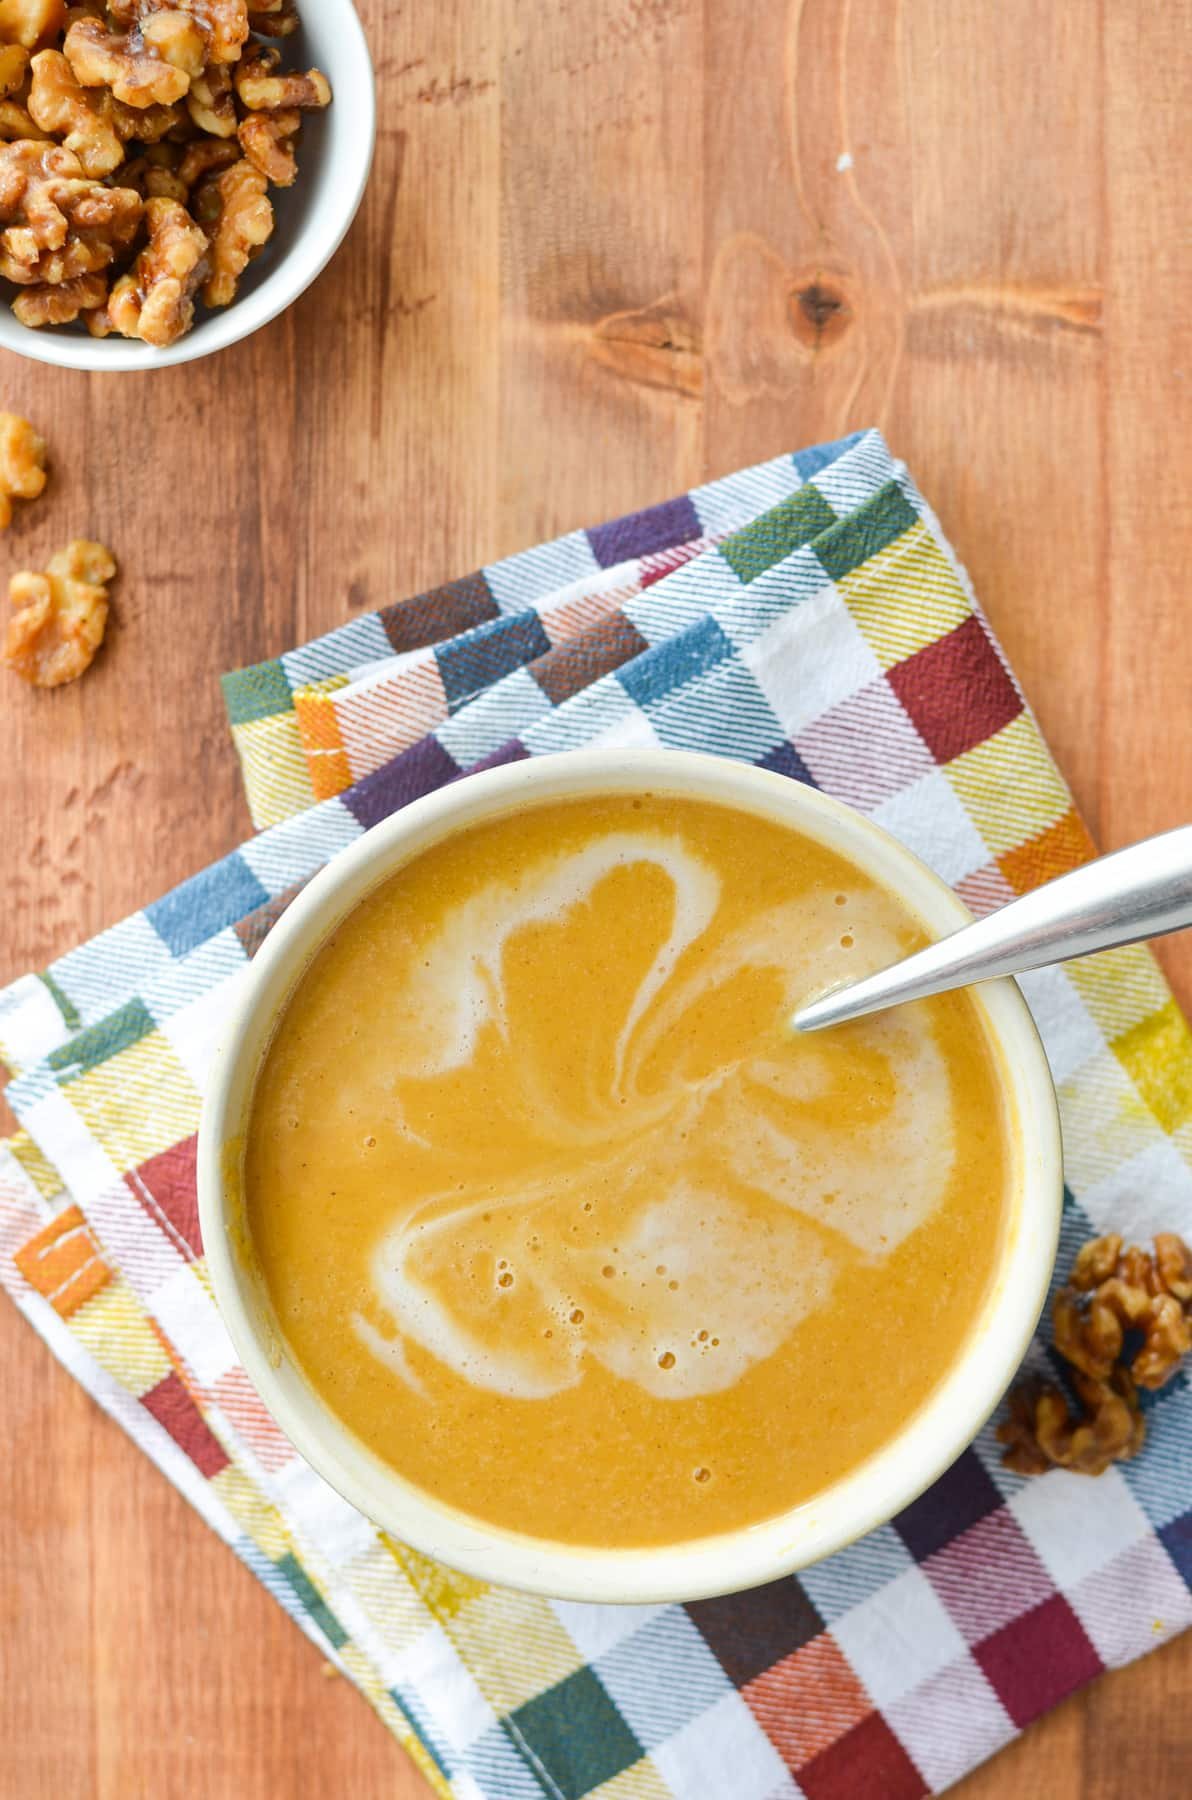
[197, 749, 1062, 1603]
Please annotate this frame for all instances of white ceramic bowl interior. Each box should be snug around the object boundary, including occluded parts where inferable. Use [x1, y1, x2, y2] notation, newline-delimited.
[198, 750, 1063, 1605]
[0, 2, 375, 371]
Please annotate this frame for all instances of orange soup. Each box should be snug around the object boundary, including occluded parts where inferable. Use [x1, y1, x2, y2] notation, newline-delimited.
[245, 793, 1010, 1546]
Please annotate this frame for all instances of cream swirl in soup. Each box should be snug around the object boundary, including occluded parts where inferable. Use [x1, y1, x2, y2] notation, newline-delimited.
[352, 832, 955, 1403]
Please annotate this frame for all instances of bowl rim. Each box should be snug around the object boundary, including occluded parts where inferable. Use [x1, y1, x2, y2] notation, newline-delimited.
[0, 0, 376, 372]
[197, 749, 1064, 1604]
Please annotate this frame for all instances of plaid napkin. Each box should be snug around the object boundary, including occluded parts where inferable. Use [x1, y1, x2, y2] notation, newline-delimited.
[3, 429, 1191, 1800]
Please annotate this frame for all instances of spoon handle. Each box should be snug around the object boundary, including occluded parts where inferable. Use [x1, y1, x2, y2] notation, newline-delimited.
[793, 825, 1192, 1032]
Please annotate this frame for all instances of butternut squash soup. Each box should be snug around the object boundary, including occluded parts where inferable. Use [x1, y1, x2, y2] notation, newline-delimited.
[245, 793, 1011, 1547]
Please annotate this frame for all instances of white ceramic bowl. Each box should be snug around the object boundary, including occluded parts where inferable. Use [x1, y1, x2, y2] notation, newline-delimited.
[198, 750, 1063, 1604]
[0, 3, 375, 371]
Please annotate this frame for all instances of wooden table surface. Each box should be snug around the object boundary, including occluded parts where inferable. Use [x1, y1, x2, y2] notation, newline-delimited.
[2, 1, 1190, 1794]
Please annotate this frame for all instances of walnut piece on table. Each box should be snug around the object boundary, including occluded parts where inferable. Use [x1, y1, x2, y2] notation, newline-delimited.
[0, 138, 141, 283]
[0, 0, 66, 52]
[29, 47, 123, 175]
[99, 190, 207, 343]
[1000, 1231, 1192, 1477]
[0, 407, 45, 524]
[192, 151, 268, 304]
[4, 537, 114, 686]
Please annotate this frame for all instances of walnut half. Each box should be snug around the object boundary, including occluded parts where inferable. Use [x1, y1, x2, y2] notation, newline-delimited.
[192, 153, 270, 306]
[101, 192, 208, 345]
[28, 47, 124, 176]
[237, 104, 297, 185]
[4, 537, 114, 687]
[0, 407, 46, 524]
[233, 41, 329, 112]
[11, 262, 103, 321]
[63, 16, 194, 108]
[1000, 1231, 1192, 1477]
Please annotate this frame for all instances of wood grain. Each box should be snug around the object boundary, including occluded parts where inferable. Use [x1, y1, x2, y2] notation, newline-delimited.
[2, 0, 1190, 1793]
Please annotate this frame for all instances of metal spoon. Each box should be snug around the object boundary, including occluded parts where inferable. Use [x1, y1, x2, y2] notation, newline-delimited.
[792, 825, 1192, 1033]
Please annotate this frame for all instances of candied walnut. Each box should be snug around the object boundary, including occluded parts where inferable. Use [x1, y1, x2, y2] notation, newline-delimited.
[193, 154, 270, 306]
[234, 42, 330, 112]
[1156, 1231, 1192, 1302]
[0, 0, 65, 51]
[140, 8, 207, 78]
[1070, 1234, 1122, 1291]
[4, 539, 114, 687]
[999, 1368, 1145, 1478]
[248, 0, 296, 36]
[29, 49, 125, 177]
[1053, 1278, 1148, 1381]
[0, 96, 49, 137]
[104, 91, 181, 143]
[119, 142, 187, 201]
[11, 265, 104, 322]
[175, 131, 236, 188]
[185, 61, 234, 136]
[63, 17, 192, 108]
[105, 193, 207, 344]
[996, 1381, 1053, 1476]
[1002, 1231, 1192, 1476]
[0, 41, 28, 93]
[237, 104, 297, 185]
[179, 0, 249, 65]
[0, 409, 45, 526]
[0, 139, 142, 283]
[1133, 1292, 1192, 1388]
[1053, 1233, 1192, 1391]
[111, 0, 248, 66]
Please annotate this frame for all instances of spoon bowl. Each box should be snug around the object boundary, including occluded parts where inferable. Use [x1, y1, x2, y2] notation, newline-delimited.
[794, 825, 1192, 1033]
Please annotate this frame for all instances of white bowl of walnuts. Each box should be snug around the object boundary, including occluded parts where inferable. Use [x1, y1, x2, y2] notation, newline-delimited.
[0, 0, 375, 368]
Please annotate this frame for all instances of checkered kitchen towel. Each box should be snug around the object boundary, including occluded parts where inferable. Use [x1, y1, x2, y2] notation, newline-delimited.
[3, 429, 1192, 1800]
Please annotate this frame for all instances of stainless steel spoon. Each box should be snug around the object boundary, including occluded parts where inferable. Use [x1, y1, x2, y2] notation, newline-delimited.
[792, 825, 1192, 1033]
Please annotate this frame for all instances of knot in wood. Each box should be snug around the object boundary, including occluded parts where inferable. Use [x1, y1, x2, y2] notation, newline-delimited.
[789, 278, 851, 349]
